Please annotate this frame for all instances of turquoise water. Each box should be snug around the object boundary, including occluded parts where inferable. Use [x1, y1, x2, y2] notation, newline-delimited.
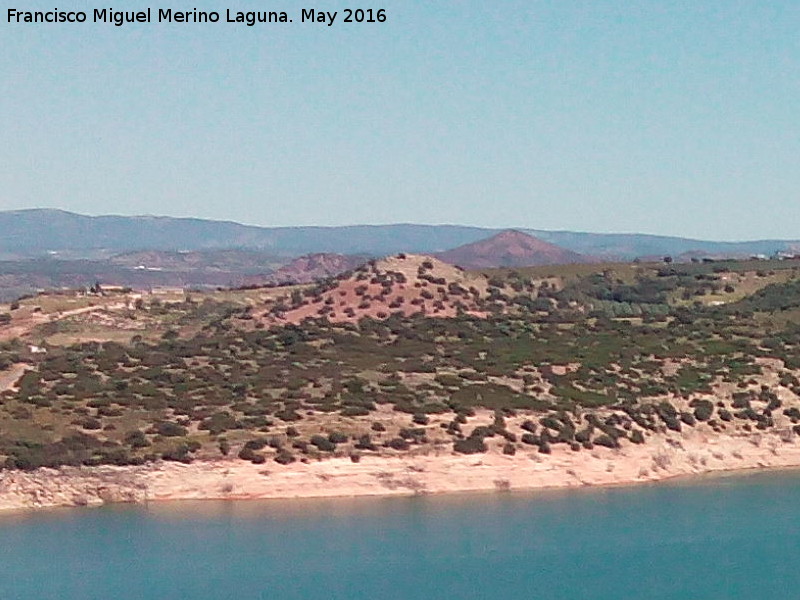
[2, 473, 800, 599]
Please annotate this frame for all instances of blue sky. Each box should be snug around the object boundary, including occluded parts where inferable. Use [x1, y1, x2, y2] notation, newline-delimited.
[2, 0, 799, 240]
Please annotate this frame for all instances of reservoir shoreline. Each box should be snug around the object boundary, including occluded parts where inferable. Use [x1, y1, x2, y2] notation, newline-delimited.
[3, 428, 800, 512]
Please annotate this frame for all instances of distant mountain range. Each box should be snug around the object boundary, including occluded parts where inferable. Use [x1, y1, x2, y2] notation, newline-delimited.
[0, 209, 797, 260]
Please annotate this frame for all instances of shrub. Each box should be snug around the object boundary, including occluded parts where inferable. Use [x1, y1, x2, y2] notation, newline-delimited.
[412, 413, 430, 425]
[386, 437, 410, 451]
[311, 435, 336, 451]
[575, 428, 593, 443]
[593, 434, 618, 449]
[162, 444, 193, 463]
[238, 446, 256, 461]
[470, 425, 495, 439]
[354, 434, 377, 451]
[200, 411, 238, 435]
[691, 400, 714, 421]
[328, 432, 348, 444]
[244, 438, 268, 451]
[155, 421, 188, 437]
[274, 450, 296, 465]
[125, 430, 150, 448]
[275, 409, 302, 422]
[453, 436, 487, 454]
[76, 417, 102, 430]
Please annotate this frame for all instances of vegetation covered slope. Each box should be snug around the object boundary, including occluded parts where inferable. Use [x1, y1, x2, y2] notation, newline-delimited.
[0, 258, 799, 470]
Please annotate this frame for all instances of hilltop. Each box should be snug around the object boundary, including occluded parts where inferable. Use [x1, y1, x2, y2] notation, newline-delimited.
[436, 230, 592, 269]
[259, 254, 499, 325]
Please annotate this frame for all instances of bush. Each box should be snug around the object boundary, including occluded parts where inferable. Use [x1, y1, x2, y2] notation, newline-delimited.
[200, 411, 238, 435]
[76, 417, 102, 430]
[575, 428, 593, 443]
[125, 430, 150, 448]
[386, 437, 410, 451]
[593, 434, 618, 449]
[354, 434, 377, 451]
[274, 450, 296, 465]
[341, 406, 370, 417]
[275, 409, 302, 422]
[162, 444, 193, 463]
[310, 435, 336, 451]
[328, 432, 348, 444]
[412, 413, 430, 425]
[453, 436, 487, 454]
[691, 400, 714, 421]
[238, 446, 256, 461]
[155, 421, 188, 437]
[244, 438, 268, 451]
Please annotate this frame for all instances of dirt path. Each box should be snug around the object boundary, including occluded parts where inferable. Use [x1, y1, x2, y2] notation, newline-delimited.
[0, 363, 31, 392]
[0, 302, 128, 343]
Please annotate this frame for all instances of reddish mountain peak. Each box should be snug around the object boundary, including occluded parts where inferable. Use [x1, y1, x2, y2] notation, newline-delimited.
[436, 230, 593, 269]
[491, 229, 535, 242]
[479, 230, 564, 250]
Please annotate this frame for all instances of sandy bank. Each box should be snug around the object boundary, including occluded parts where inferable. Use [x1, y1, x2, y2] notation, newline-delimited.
[2, 428, 800, 511]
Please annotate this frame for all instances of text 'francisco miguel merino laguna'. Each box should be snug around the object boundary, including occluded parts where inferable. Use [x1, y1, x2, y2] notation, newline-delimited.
[6, 8, 387, 27]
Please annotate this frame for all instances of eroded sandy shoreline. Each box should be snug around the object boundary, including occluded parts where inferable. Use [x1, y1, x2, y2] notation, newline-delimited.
[3, 428, 800, 512]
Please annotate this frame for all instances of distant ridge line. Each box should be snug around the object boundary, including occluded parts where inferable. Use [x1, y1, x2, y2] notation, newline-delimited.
[0, 209, 796, 260]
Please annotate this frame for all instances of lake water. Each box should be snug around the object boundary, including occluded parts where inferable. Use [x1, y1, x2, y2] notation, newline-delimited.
[2, 472, 800, 599]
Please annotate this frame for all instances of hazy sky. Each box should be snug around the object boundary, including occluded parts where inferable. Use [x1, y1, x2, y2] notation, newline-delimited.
[2, 1, 799, 240]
